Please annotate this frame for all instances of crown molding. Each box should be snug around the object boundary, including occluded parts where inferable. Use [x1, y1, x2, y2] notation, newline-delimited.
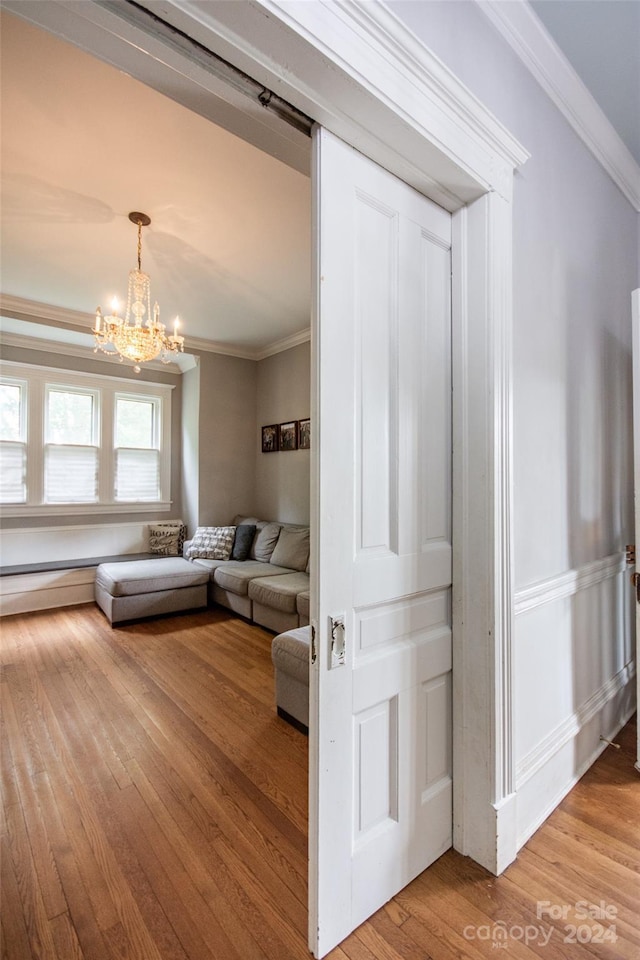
[0, 293, 309, 364]
[478, 0, 640, 212]
[0, 294, 96, 330]
[255, 327, 310, 360]
[0, 330, 187, 375]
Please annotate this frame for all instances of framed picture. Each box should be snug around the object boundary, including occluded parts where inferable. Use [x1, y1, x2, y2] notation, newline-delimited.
[298, 418, 311, 450]
[261, 424, 279, 453]
[279, 420, 298, 451]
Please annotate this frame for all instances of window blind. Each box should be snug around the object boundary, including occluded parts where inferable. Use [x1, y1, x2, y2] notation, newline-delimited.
[0, 441, 26, 503]
[45, 445, 98, 502]
[115, 448, 160, 501]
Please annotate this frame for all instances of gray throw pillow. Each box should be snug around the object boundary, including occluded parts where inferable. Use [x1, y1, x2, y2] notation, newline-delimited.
[250, 522, 281, 562]
[231, 524, 256, 561]
[270, 526, 310, 571]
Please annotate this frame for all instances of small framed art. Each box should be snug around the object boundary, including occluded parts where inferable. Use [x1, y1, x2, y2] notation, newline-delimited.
[298, 418, 310, 450]
[279, 420, 298, 451]
[261, 424, 279, 453]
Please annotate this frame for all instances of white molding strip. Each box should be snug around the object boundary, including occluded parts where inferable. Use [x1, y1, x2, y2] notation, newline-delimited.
[478, 0, 640, 211]
[516, 661, 636, 787]
[255, 327, 311, 360]
[514, 552, 626, 616]
[1, 293, 309, 363]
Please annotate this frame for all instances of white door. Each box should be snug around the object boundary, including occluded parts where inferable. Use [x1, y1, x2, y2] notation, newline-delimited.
[309, 128, 453, 957]
[632, 288, 640, 772]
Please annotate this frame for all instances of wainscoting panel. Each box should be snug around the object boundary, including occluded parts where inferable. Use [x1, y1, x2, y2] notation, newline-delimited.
[513, 552, 636, 848]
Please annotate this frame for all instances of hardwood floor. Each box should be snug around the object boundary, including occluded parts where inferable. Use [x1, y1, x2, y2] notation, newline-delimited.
[1, 604, 638, 960]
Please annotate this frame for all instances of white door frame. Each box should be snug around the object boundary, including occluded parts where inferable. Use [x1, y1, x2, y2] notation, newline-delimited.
[632, 288, 640, 773]
[5, 0, 530, 874]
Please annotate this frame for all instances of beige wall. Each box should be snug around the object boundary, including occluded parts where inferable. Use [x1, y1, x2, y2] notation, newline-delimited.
[195, 350, 257, 525]
[254, 342, 310, 524]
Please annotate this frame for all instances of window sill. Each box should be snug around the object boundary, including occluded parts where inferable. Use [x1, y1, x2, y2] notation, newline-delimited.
[0, 501, 172, 518]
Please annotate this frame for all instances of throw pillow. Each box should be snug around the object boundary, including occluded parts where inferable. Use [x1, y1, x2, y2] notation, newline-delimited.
[186, 526, 236, 560]
[231, 524, 256, 561]
[148, 520, 186, 556]
[270, 526, 310, 571]
[250, 522, 281, 562]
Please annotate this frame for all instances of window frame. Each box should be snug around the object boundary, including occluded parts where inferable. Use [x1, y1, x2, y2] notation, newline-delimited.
[0, 361, 173, 517]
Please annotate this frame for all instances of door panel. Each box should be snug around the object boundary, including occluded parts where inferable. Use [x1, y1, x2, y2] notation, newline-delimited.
[310, 128, 452, 957]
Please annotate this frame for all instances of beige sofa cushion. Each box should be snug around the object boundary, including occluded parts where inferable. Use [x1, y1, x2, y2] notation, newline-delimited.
[270, 526, 310, 572]
[96, 557, 209, 598]
[250, 522, 281, 562]
[213, 560, 291, 596]
[248, 572, 310, 614]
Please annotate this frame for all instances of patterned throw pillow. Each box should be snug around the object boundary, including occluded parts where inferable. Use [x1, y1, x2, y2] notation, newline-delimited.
[186, 526, 236, 560]
[148, 520, 187, 556]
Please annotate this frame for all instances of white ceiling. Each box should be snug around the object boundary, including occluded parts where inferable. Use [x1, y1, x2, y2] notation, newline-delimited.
[0, 10, 311, 358]
[1, 3, 637, 364]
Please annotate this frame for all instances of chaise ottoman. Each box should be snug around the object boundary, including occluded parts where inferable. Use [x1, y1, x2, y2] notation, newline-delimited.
[271, 625, 311, 733]
[95, 557, 209, 625]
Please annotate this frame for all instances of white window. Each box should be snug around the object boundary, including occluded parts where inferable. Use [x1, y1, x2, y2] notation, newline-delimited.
[45, 386, 99, 503]
[0, 378, 27, 504]
[114, 395, 160, 502]
[0, 363, 173, 516]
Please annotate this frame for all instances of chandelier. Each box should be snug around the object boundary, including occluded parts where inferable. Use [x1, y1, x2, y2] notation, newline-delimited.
[94, 212, 184, 372]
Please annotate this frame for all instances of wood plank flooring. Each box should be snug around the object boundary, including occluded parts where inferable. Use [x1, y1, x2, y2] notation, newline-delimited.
[1, 604, 638, 960]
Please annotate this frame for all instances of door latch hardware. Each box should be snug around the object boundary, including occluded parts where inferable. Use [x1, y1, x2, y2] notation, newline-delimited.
[329, 614, 346, 669]
[626, 544, 635, 565]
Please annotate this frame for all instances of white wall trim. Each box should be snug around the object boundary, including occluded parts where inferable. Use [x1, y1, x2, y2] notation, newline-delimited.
[478, 0, 640, 211]
[516, 662, 636, 788]
[452, 191, 517, 875]
[255, 328, 311, 360]
[514, 553, 627, 616]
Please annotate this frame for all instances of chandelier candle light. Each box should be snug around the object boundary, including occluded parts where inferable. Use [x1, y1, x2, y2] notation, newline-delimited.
[94, 212, 184, 372]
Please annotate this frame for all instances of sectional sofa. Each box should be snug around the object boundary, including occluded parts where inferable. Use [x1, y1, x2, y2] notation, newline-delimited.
[184, 516, 310, 634]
